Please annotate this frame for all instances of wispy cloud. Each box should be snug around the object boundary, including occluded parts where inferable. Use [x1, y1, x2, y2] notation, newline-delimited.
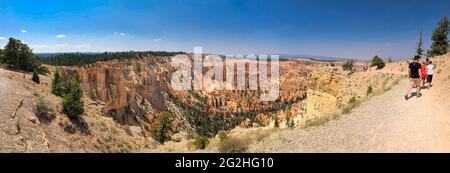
[21, 29, 27, 33]
[114, 32, 126, 36]
[56, 34, 66, 38]
[0, 37, 5, 40]
[153, 38, 162, 42]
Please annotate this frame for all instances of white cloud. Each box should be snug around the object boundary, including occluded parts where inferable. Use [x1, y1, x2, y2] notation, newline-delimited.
[0, 37, 5, 40]
[114, 32, 126, 36]
[153, 38, 162, 42]
[56, 34, 66, 38]
[31, 43, 92, 52]
[21, 29, 27, 33]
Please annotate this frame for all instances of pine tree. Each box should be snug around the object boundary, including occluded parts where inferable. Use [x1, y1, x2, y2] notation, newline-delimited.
[342, 60, 354, 71]
[0, 49, 4, 63]
[429, 16, 449, 57]
[62, 79, 84, 120]
[32, 70, 40, 84]
[416, 29, 424, 57]
[151, 112, 174, 144]
[371, 55, 385, 69]
[3, 38, 38, 71]
[274, 118, 279, 128]
[51, 71, 63, 96]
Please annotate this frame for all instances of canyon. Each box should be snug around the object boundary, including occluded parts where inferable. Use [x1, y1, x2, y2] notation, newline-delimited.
[0, 53, 416, 152]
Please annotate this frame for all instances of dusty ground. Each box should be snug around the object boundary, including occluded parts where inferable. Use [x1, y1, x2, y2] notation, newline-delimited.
[0, 68, 49, 152]
[250, 75, 450, 153]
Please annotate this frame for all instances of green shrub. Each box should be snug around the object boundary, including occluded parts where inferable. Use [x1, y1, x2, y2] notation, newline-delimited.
[342, 97, 360, 114]
[35, 66, 50, 75]
[35, 95, 55, 120]
[274, 118, 279, 128]
[371, 55, 385, 69]
[194, 135, 210, 150]
[218, 137, 248, 153]
[342, 60, 354, 71]
[150, 112, 174, 144]
[288, 119, 295, 128]
[218, 131, 228, 141]
[366, 86, 373, 95]
[32, 70, 40, 84]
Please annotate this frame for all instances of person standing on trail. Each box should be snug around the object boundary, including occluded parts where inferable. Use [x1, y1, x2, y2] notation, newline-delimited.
[420, 61, 428, 87]
[426, 61, 434, 89]
[405, 56, 422, 100]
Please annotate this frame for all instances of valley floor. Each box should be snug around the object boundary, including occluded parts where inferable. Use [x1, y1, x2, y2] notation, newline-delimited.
[250, 79, 450, 152]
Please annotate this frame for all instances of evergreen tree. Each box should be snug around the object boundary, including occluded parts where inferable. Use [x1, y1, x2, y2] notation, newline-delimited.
[0, 48, 4, 63]
[367, 86, 373, 95]
[51, 71, 64, 96]
[62, 78, 84, 120]
[416, 29, 424, 57]
[151, 112, 174, 144]
[274, 118, 279, 128]
[3, 38, 38, 71]
[370, 55, 385, 69]
[342, 60, 354, 71]
[429, 16, 449, 57]
[32, 70, 40, 84]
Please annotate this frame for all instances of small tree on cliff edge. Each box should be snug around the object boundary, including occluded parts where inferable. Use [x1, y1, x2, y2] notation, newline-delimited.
[151, 112, 174, 144]
[32, 69, 40, 84]
[371, 55, 385, 69]
[342, 60, 354, 71]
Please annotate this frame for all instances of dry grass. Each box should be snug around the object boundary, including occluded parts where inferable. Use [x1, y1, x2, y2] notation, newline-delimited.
[212, 128, 273, 153]
[218, 137, 248, 153]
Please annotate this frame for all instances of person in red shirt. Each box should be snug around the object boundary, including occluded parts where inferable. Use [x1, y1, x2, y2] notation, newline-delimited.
[420, 62, 428, 87]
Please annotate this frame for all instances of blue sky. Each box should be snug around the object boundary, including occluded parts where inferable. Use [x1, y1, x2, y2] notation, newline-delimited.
[0, 0, 449, 59]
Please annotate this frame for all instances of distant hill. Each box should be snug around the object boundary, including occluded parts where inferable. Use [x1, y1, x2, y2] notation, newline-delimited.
[278, 54, 346, 62]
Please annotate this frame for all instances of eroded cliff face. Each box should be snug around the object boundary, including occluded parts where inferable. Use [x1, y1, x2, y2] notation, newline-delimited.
[305, 65, 405, 120]
[63, 56, 182, 129]
[62, 55, 316, 136]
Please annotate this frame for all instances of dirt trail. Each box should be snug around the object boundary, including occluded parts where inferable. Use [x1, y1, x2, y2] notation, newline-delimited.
[0, 68, 49, 152]
[251, 79, 450, 153]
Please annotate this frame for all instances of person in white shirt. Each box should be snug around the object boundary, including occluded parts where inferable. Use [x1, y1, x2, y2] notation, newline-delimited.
[426, 61, 434, 89]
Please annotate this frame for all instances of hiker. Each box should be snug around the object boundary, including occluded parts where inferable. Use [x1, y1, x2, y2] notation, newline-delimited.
[426, 61, 434, 89]
[405, 56, 422, 100]
[421, 61, 428, 87]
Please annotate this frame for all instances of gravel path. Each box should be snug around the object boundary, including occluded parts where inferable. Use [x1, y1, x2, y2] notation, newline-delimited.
[251, 80, 450, 153]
